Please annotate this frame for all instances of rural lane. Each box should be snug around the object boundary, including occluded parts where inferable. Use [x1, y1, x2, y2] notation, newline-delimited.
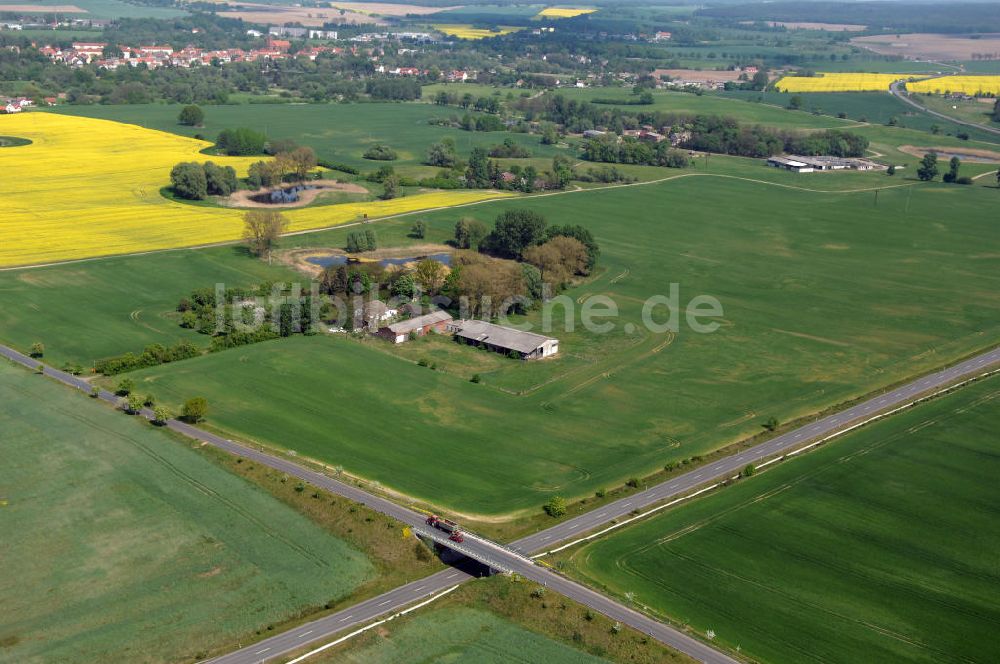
[3, 341, 999, 664]
[889, 80, 1000, 138]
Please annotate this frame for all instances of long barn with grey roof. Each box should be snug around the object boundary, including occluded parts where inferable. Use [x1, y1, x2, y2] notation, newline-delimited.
[450, 320, 559, 360]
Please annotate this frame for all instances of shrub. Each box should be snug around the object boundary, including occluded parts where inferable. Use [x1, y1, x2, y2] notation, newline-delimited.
[626, 477, 640, 488]
[29, 341, 44, 358]
[595, 488, 606, 498]
[116, 377, 135, 396]
[741, 463, 757, 478]
[543, 495, 567, 517]
[152, 406, 171, 425]
[363, 144, 398, 161]
[181, 397, 208, 423]
[125, 394, 143, 414]
[178, 104, 204, 126]
[470, 373, 482, 383]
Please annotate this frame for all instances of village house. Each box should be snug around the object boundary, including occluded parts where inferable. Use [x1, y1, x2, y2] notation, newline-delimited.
[449, 320, 559, 360]
[377, 310, 453, 344]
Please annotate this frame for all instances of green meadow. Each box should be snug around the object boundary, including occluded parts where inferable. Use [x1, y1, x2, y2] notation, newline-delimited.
[0, 0, 185, 18]
[51, 102, 567, 179]
[565, 375, 1000, 664]
[0, 247, 299, 368]
[0, 360, 372, 662]
[106, 174, 1000, 515]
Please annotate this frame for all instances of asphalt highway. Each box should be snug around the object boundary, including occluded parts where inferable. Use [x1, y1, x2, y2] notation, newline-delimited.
[4, 341, 997, 664]
[512, 345, 1000, 555]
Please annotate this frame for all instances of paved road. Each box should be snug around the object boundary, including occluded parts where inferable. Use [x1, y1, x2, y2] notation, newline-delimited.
[889, 80, 1000, 138]
[512, 345, 1000, 555]
[0, 342, 738, 663]
[4, 341, 998, 664]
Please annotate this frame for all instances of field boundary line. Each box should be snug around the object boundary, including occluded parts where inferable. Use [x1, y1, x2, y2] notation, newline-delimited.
[281, 584, 461, 664]
[534, 365, 1000, 557]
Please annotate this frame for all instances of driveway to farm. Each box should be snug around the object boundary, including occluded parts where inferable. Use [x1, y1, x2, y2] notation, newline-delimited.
[3, 341, 999, 663]
[889, 80, 1000, 138]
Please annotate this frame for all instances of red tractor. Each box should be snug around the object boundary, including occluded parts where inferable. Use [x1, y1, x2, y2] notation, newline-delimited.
[425, 515, 464, 543]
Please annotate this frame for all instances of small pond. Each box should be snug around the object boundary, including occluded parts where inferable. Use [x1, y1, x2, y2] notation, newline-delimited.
[307, 252, 452, 268]
[252, 184, 320, 204]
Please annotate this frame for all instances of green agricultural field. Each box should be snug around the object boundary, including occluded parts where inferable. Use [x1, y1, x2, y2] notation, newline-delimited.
[0, 360, 372, 662]
[323, 607, 609, 664]
[115, 174, 1000, 516]
[549, 88, 856, 129]
[565, 375, 1000, 664]
[719, 89, 1000, 144]
[50, 102, 566, 179]
[0, 247, 298, 369]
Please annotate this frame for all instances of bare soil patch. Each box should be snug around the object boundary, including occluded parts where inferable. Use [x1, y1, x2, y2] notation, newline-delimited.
[222, 180, 369, 209]
[853, 33, 1000, 60]
[654, 68, 749, 83]
[0, 3, 85, 11]
[327, 2, 459, 16]
[214, 3, 381, 26]
[898, 144, 1000, 162]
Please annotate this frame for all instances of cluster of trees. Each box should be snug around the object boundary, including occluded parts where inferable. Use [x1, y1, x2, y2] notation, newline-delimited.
[488, 138, 531, 158]
[918, 153, 974, 184]
[582, 135, 690, 168]
[177, 281, 318, 349]
[178, 104, 204, 126]
[94, 341, 200, 375]
[365, 78, 422, 101]
[170, 161, 238, 200]
[346, 228, 379, 253]
[215, 127, 267, 156]
[431, 90, 502, 114]
[363, 144, 398, 161]
[246, 146, 318, 188]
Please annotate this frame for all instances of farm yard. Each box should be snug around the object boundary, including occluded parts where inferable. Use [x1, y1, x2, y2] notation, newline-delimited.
[77, 174, 1000, 517]
[0, 113, 510, 267]
[0, 360, 373, 662]
[564, 375, 1000, 664]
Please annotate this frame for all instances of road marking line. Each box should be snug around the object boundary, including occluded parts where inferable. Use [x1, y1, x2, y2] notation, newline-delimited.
[339, 615, 353, 622]
[285, 585, 461, 664]
[413, 586, 425, 592]
[378, 600, 391, 606]
[445, 573, 459, 579]
[256, 647, 270, 654]
[299, 630, 313, 638]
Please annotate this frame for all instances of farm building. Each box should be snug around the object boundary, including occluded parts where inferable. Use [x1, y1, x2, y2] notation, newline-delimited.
[450, 320, 559, 360]
[769, 155, 885, 172]
[767, 156, 814, 172]
[353, 299, 397, 330]
[378, 310, 453, 344]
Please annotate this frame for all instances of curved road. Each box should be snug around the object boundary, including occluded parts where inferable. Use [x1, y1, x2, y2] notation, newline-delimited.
[889, 80, 1000, 138]
[4, 341, 998, 663]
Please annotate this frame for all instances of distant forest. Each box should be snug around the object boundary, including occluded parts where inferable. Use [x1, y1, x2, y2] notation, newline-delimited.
[699, 2, 1000, 34]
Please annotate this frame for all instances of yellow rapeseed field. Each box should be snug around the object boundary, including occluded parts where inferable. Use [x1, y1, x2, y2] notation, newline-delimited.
[537, 7, 597, 18]
[774, 72, 914, 92]
[907, 75, 1000, 96]
[0, 113, 511, 268]
[432, 24, 524, 39]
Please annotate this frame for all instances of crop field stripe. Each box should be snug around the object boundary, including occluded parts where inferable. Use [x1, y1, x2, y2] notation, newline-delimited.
[0, 170, 921, 272]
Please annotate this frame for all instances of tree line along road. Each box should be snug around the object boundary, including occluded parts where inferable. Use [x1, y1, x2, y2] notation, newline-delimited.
[3, 341, 998, 664]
